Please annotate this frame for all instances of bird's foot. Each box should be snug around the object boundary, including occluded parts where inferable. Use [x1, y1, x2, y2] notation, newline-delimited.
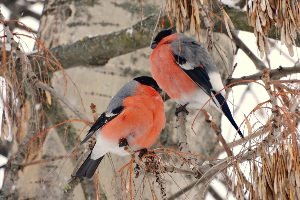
[175, 103, 189, 117]
[134, 163, 141, 178]
[88, 137, 96, 150]
[137, 148, 148, 159]
[119, 138, 129, 147]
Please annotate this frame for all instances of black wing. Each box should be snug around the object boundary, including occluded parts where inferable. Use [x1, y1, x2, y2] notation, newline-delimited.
[80, 106, 124, 144]
[212, 91, 244, 138]
[173, 53, 213, 96]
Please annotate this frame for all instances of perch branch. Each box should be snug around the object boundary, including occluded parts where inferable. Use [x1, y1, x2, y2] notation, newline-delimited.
[230, 30, 267, 70]
[176, 108, 190, 153]
[201, 110, 233, 157]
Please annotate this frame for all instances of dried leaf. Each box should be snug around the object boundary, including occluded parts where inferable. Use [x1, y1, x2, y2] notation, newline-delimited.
[290, 22, 297, 39]
[224, 19, 232, 39]
[176, 17, 181, 32]
[282, 0, 287, 17]
[287, 45, 294, 57]
[260, 11, 267, 26]
[244, 114, 252, 135]
[256, 12, 263, 33]
[285, 23, 293, 45]
[190, 15, 195, 34]
[249, 7, 257, 26]
[223, 10, 233, 39]
[264, 36, 270, 54]
[258, 34, 265, 56]
[281, 25, 286, 44]
[261, 0, 266, 11]
[295, 166, 300, 187]
[179, 0, 187, 18]
[193, 0, 200, 26]
[288, 8, 296, 25]
[45, 90, 52, 105]
[296, 184, 300, 199]
[266, 0, 274, 19]
[268, 0, 276, 10]
[16, 100, 30, 144]
[274, 171, 278, 195]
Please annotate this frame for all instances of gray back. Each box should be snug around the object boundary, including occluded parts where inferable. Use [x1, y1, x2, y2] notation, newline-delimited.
[170, 34, 217, 73]
[106, 80, 137, 112]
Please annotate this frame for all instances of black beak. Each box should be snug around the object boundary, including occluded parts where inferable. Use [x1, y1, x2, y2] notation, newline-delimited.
[151, 42, 157, 49]
[157, 86, 162, 93]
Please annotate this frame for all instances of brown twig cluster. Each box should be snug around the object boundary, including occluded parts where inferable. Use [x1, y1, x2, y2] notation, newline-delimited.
[165, 0, 213, 44]
[231, 71, 300, 198]
[247, 0, 300, 57]
[0, 11, 75, 198]
[165, 0, 300, 58]
[250, 144, 300, 199]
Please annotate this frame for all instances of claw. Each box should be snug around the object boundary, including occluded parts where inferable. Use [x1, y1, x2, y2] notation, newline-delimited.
[138, 148, 148, 159]
[175, 103, 189, 117]
[119, 138, 129, 147]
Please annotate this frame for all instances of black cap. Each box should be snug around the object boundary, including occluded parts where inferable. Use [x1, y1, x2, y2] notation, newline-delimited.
[134, 76, 161, 92]
[151, 28, 176, 49]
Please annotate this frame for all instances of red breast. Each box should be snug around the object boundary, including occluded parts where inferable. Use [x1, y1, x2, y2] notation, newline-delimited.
[150, 34, 198, 100]
[101, 84, 165, 148]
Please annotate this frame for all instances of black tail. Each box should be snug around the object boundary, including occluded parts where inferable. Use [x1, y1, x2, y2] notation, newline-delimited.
[75, 153, 104, 178]
[212, 91, 244, 138]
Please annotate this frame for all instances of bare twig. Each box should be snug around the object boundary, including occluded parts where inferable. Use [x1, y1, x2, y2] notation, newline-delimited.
[214, 124, 269, 155]
[32, 76, 90, 122]
[214, 1, 266, 71]
[230, 31, 267, 70]
[167, 134, 275, 199]
[176, 108, 190, 153]
[201, 110, 233, 157]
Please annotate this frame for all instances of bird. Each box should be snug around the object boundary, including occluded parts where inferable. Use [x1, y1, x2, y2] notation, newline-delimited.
[75, 76, 166, 178]
[149, 28, 243, 138]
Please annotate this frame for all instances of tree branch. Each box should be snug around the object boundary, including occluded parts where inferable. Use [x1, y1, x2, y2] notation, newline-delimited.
[227, 65, 300, 86]
[48, 14, 161, 68]
[231, 30, 267, 70]
[176, 108, 190, 153]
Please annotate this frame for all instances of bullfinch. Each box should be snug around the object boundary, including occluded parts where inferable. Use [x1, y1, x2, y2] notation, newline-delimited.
[75, 76, 166, 178]
[150, 29, 243, 138]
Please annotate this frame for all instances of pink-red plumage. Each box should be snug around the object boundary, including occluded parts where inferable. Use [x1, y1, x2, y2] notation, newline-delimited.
[150, 30, 244, 138]
[75, 77, 166, 178]
[150, 34, 198, 100]
[101, 84, 165, 148]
